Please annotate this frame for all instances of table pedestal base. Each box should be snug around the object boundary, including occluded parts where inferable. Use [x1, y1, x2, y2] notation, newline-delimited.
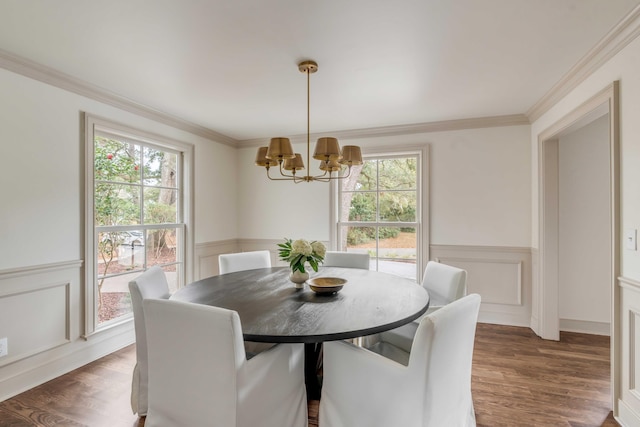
[304, 343, 323, 400]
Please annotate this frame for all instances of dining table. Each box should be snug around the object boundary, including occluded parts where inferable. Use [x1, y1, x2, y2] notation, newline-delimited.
[170, 266, 430, 398]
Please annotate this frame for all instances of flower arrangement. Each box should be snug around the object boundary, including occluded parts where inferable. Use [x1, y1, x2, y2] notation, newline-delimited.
[278, 238, 326, 273]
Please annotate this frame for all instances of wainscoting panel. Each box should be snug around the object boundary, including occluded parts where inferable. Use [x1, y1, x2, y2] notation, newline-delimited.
[0, 282, 70, 367]
[0, 260, 135, 402]
[195, 238, 328, 280]
[433, 257, 521, 305]
[618, 277, 640, 425]
[194, 239, 238, 280]
[431, 245, 532, 327]
[0, 261, 80, 370]
[238, 239, 289, 266]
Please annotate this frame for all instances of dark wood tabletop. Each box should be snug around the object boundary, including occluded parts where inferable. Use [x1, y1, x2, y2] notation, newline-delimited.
[170, 266, 429, 344]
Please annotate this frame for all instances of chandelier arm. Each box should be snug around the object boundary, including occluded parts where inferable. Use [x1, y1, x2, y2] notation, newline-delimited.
[337, 165, 353, 179]
[277, 160, 302, 179]
[311, 165, 353, 181]
[313, 176, 332, 183]
[315, 175, 343, 182]
[267, 176, 297, 181]
[312, 170, 330, 179]
[266, 167, 298, 181]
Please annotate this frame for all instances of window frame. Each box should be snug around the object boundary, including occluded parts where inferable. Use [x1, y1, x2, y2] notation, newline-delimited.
[331, 145, 429, 282]
[84, 114, 194, 337]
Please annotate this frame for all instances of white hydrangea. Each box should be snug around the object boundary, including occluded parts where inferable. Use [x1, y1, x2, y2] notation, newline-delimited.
[292, 239, 313, 256]
[311, 241, 326, 258]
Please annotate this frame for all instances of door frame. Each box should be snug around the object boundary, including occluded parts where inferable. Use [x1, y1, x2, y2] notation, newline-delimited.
[535, 80, 620, 410]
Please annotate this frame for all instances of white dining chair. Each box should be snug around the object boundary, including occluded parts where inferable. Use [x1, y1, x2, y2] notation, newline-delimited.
[319, 294, 481, 427]
[366, 261, 467, 354]
[323, 251, 370, 269]
[420, 261, 468, 315]
[218, 249, 276, 356]
[143, 298, 308, 427]
[323, 251, 369, 349]
[128, 266, 171, 417]
[219, 250, 272, 274]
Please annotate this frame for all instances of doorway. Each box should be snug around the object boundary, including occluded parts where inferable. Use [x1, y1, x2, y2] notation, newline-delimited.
[536, 82, 619, 341]
[535, 81, 620, 410]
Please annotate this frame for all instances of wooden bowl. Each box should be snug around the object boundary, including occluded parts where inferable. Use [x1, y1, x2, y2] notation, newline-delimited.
[307, 277, 347, 294]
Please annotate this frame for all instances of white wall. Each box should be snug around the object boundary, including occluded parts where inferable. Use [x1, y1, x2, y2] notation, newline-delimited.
[237, 141, 332, 241]
[558, 115, 611, 328]
[0, 67, 236, 400]
[237, 125, 532, 247]
[194, 142, 238, 242]
[420, 126, 531, 247]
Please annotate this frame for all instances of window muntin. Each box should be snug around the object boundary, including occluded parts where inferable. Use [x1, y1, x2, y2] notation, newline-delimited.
[338, 155, 419, 280]
[92, 132, 184, 328]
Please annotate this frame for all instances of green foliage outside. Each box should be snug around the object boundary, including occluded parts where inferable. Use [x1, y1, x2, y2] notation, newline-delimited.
[94, 137, 177, 310]
[346, 226, 400, 246]
[345, 157, 417, 246]
[94, 138, 140, 227]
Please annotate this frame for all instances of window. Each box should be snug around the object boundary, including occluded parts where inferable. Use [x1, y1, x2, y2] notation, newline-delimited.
[336, 152, 424, 281]
[85, 115, 192, 335]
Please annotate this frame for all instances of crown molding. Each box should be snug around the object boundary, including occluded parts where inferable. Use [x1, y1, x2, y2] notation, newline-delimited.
[527, 4, 640, 122]
[0, 48, 530, 149]
[236, 114, 530, 148]
[0, 48, 238, 146]
[0, 47, 536, 149]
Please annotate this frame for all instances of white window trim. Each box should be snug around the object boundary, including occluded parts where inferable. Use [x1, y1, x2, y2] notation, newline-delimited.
[330, 144, 429, 282]
[83, 113, 195, 338]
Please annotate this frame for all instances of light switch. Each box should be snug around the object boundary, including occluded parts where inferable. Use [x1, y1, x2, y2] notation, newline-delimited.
[625, 229, 637, 251]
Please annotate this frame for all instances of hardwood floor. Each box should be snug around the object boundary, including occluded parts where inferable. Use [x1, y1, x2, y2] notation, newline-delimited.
[0, 323, 618, 426]
[472, 324, 616, 427]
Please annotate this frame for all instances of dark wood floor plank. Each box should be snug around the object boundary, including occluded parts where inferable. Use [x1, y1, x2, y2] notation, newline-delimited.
[0, 323, 618, 427]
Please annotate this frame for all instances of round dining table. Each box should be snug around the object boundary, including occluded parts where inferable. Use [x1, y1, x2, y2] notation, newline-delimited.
[170, 266, 430, 343]
[170, 266, 430, 399]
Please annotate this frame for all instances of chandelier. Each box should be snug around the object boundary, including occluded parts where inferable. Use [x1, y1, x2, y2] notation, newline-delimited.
[254, 60, 363, 183]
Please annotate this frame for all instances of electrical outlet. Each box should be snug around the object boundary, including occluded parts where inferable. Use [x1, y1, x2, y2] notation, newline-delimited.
[0, 337, 7, 357]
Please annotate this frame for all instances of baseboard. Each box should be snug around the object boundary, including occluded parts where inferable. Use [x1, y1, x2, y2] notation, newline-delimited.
[559, 318, 610, 336]
[479, 311, 531, 328]
[0, 325, 134, 402]
[617, 398, 640, 427]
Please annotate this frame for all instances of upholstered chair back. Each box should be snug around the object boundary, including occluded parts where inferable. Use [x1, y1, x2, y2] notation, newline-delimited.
[319, 293, 481, 427]
[323, 251, 370, 270]
[128, 266, 171, 416]
[219, 250, 271, 275]
[143, 299, 308, 427]
[421, 261, 467, 311]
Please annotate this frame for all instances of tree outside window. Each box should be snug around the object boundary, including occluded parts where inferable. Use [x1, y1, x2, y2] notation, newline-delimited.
[93, 135, 182, 325]
[338, 155, 419, 280]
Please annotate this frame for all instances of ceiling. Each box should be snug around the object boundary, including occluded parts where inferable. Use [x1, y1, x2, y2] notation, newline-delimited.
[1, 0, 638, 142]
